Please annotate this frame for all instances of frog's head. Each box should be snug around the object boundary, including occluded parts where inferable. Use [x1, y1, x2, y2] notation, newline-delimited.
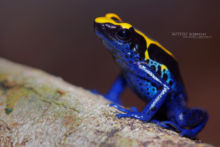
[94, 13, 147, 61]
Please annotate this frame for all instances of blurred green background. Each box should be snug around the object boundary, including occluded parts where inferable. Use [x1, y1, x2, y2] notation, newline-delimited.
[0, 0, 219, 145]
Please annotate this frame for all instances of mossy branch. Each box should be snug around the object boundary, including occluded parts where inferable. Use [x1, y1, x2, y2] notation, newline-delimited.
[0, 58, 213, 147]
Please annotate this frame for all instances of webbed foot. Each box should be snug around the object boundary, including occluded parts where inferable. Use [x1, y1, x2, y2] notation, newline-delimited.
[151, 117, 208, 138]
[110, 103, 148, 121]
[151, 120, 182, 132]
[90, 89, 100, 94]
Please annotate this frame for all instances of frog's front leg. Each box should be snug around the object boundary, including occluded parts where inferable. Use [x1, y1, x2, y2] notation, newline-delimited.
[111, 65, 171, 122]
[103, 73, 126, 104]
[111, 85, 170, 121]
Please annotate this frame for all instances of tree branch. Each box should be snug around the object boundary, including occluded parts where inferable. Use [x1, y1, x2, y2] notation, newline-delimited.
[0, 58, 213, 147]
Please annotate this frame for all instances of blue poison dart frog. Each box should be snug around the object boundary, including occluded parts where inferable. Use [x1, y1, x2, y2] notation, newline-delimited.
[93, 13, 208, 138]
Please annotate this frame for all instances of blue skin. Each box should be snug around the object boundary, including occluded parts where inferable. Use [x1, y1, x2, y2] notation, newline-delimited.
[93, 20, 208, 138]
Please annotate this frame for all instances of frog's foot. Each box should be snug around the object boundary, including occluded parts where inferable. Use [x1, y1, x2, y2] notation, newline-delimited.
[151, 120, 182, 132]
[90, 89, 102, 95]
[130, 106, 138, 112]
[110, 103, 138, 113]
[179, 117, 208, 138]
[174, 108, 208, 138]
[91, 90, 122, 104]
[151, 119, 208, 138]
[110, 103, 148, 121]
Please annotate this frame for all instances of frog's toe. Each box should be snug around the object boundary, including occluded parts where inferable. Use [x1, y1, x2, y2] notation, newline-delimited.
[110, 103, 130, 113]
[90, 89, 100, 94]
[110, 104, 146, 120]
[116, 111, 146, 121]
[116, 113, 128, 118]
[130, 106, 138, 112]
[151, 120, 168, 128]
[110, 104, 138, 113]
[151, 120, 182, 131]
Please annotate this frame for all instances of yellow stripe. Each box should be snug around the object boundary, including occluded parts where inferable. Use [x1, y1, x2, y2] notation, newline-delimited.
[134, 29, 175, 60]
[95, 13, 132, 29]
[105, 13, 122, 21]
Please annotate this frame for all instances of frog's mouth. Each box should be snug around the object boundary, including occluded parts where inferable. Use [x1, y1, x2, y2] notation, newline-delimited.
[94, 28, 114, 50]
[94, 21, 117, 52]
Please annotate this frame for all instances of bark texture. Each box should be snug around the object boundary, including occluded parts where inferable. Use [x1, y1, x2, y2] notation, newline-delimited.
[0, 58, 213, 147]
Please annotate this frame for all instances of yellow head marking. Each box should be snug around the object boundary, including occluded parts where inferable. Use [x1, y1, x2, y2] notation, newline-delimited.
[134, 29, 175, 60]
[105, 13, 122, 21]
[95, 13, 132, 29]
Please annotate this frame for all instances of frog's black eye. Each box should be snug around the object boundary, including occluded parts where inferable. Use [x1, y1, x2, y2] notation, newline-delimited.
[115, 29, 131, 41]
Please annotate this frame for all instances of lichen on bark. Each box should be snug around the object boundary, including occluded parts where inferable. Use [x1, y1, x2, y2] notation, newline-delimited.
[0, 58, 213, 147]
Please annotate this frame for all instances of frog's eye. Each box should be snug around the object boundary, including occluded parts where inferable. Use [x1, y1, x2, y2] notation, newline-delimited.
[115, 29, 131, 41]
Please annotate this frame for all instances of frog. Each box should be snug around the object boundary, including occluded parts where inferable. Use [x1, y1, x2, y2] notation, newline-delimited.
[93, 13, 208, 138]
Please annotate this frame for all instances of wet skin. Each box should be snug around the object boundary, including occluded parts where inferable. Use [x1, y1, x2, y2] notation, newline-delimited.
[93, 13, 208, 138]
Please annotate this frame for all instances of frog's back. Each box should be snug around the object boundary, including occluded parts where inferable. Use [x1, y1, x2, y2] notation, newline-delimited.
[122, 62, 186, 102]
[146, 43, 183, 84]
[94, 13, 207, 138]
[121, 41, 186, 102]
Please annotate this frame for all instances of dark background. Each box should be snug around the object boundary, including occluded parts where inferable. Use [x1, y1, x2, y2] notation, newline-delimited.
[0, 0, 219, 145]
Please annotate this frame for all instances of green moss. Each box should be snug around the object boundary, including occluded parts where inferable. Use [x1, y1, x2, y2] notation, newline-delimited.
[118, 138, 138, 147]
[5, 87, 30, 114]
[0, 75, 78, 115]
[0, 74, 8, 81]
[0, 74, 16, 93]
[29, 85, 79, 113]
[5, 108, 13, 114]
[0, 74, 9, 92]
[0, 80, 8, 92]
[32, 85, 61, 101]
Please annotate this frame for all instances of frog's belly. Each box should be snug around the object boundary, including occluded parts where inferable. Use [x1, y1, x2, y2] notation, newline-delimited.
[123, 73, 158, 101]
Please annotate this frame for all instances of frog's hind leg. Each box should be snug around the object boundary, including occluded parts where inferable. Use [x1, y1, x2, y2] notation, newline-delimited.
[175, 108, 209, 138]
[153, 108, 208, 138]
[151, 120, 182, 132]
